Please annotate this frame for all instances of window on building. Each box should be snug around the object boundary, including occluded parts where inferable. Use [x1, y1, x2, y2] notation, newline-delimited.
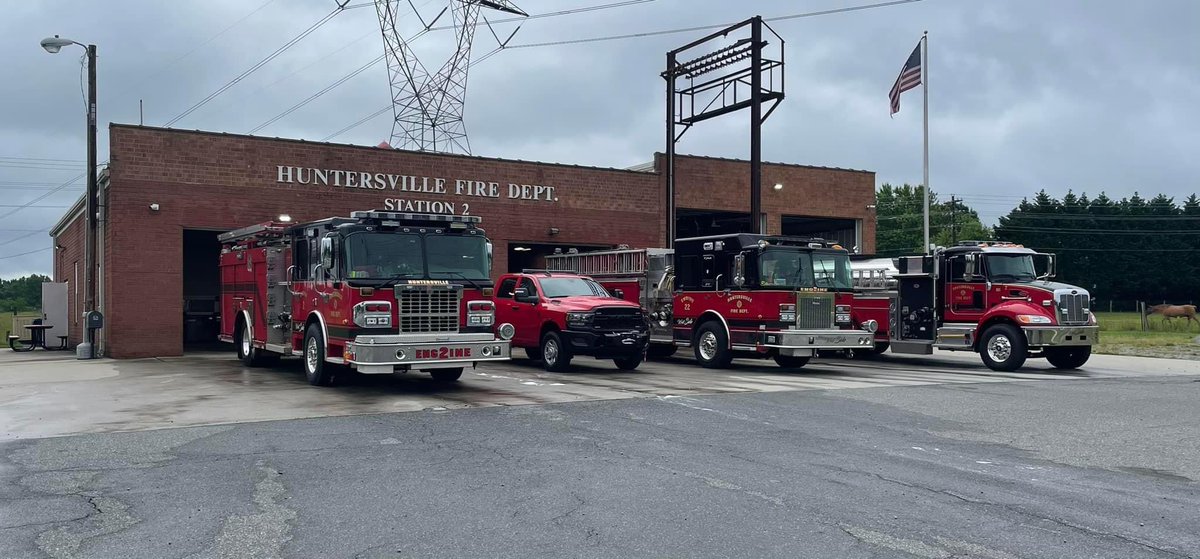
[73, 261, 79, 325]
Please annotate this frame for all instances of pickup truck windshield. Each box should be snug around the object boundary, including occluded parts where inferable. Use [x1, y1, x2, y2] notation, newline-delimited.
[759, 249, 852, 290]
[540, 277, 609, 298]
[343, 233, 490, 280]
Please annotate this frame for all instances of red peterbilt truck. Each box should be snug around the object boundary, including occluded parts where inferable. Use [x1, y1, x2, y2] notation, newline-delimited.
[545, 234, 877, 370]
[850, 242, 1098, 371]
[494, 271, 649, 371]
[218, 211, 514, 386]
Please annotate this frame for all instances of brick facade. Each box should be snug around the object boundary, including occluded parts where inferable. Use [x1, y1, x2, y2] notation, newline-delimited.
[53, 125, 875, 358]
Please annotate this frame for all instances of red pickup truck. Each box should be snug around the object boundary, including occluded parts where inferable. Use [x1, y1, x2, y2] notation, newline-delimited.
[494, 271, 649, 371]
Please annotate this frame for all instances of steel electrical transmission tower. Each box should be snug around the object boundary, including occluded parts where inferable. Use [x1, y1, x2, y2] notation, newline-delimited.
[375, 0, 525, 154]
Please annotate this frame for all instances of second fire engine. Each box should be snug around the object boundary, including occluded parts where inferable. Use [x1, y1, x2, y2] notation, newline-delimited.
[546, 234, 876, 370]
[218, 211, 514, 386]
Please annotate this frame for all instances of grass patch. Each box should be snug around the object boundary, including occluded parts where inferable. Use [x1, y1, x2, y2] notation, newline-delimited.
[1093, 314, 1199, 359]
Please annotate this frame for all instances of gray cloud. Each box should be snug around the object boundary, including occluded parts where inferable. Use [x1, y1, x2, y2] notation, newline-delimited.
[2, 0, 1197, 277]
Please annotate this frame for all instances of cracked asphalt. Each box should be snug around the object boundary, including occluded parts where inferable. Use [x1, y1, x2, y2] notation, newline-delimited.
[2, 355, 1199, 558]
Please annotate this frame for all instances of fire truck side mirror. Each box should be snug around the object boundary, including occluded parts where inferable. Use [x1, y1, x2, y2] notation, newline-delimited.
[733, 253, 746, 287]
[963, 254, 977, 281]
[1038, 253, 1056, 280]
[320, 236, 334, 270]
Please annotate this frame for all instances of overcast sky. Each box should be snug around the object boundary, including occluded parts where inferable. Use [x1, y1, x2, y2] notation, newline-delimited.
[2, 0, 1197, 278]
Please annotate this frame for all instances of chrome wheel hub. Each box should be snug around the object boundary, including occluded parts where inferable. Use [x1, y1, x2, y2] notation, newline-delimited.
[698, 331, 718, 361]
[306, 337, 319, 373]
[987, 334, 1012, 363]
[543, 339, 559, 364]
[240, 324, 251, 357]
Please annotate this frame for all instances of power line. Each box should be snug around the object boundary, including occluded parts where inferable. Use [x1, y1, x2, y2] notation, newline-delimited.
[317, 0, 653, 140]
[0, 247, 51, 261]
[0, 229, 50, 248]
[163, 1, 350, 127]
[507, 0, 921, 49]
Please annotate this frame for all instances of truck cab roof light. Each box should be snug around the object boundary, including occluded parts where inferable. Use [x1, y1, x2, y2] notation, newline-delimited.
[349, 210, 482, 224]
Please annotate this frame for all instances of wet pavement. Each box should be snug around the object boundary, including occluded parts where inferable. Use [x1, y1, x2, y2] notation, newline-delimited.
[2, 347, 1199, 440]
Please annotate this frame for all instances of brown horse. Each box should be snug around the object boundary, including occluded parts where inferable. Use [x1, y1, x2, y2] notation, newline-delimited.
[1146, 304, 1198, 330]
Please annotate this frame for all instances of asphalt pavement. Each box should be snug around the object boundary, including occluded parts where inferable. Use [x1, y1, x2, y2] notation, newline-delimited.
[1, 351, 1198, 558]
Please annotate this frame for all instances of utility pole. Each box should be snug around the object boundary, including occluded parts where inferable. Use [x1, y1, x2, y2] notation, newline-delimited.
[950, 195, 958, 244]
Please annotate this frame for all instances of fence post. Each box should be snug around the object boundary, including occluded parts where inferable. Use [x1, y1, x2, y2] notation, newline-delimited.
[1109, 300, 1113, 313]
[1139, 301, 1148, 331]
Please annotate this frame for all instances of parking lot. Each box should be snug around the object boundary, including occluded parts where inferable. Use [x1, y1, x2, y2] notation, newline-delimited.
[4, 347, 1199, 440]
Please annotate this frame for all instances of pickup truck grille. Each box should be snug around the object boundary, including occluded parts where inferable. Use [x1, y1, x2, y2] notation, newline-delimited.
[796, 293, 835, 329]
[395, 285, 461, 333]
[593, 307, 645, 331]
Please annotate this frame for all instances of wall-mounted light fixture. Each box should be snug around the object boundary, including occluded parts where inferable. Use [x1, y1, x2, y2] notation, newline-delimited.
[548, 227, 560, 236]
[278, 214, 292, 222]
[865, 204, 877, 210]
[148, 203, 160, 211]
[773, 183, 783, 191]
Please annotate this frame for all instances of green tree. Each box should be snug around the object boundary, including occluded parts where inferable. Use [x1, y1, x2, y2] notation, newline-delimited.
[875, 183, 991, 255]
[0, 274, 50, 312]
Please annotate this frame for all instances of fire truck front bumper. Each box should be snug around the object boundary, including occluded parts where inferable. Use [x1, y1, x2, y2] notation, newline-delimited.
[760, 329, 875, 357]
[1023, 326, 1099, 347]
[343, 332, 511, 374]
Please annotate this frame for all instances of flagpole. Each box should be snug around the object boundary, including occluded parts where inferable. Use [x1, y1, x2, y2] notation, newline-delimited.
[922, 30, 930, 254]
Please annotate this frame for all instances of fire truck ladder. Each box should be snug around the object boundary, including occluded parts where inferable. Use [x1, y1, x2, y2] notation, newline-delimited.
[545, 248, 652, 277]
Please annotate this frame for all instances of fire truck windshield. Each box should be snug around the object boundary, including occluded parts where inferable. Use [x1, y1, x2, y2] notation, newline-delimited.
[759, 249, 852, 290]
[985, 254, 1038, 283]
[343, 232, 490, 281]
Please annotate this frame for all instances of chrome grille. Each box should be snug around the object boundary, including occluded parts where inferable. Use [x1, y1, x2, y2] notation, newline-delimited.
[796, 293, 835, 329]
[593, 307, 644, 331]
[1056, 290, 1089, 325]
[395, 286, 461, 333]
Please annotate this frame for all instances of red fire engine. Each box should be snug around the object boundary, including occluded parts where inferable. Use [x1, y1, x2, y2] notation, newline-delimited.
[851, 241, 1098, 371]
[218, 211, 514, 386]
[546, 234, 877, 370]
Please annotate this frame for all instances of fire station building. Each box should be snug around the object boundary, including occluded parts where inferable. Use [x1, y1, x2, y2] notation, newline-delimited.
[50, 125, 876, 358]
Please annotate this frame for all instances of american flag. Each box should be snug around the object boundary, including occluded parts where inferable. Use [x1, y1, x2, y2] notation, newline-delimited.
[889, 42, 922, 115]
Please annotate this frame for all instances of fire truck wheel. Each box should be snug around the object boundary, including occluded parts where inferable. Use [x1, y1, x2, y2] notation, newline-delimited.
[694, 322, 733, 369]
[303, 324, 336, 386]
[870, 341, 890, 355]
[773, 355, 811, 369]
[540, 331, 573, 372]
[613, 354, 643, 371]
[430, 368, 464, 383]
[1044, 346, 1091, 370]
[980, 324, 1028, 372]
[524, 348, 542, 362]
[236, 318, 265, 367]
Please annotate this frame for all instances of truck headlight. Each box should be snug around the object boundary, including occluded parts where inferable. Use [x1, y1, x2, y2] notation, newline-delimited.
[498, 323, 515, 340]
[1017, 314, 1053, 325]
[567, 312, 594, 329]
[353, 301, 393, 328]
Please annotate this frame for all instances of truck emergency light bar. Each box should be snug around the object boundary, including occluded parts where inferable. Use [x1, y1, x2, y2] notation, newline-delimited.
[350, 211, 482, 224]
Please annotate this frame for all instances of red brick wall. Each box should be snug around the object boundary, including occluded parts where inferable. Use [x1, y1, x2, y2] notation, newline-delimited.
[52, 211, 85, 346]
[665, 154, 877, 253]
[89, 126, 875, 358]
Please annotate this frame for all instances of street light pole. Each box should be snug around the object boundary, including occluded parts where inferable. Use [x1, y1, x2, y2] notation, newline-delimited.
[41, 35, 98, 358]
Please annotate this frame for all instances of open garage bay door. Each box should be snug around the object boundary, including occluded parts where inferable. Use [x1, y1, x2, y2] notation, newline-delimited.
[782, 216, 860, 251]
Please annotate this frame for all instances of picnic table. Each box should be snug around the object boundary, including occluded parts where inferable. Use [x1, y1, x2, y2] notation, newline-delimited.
[8, 324, 66, 352]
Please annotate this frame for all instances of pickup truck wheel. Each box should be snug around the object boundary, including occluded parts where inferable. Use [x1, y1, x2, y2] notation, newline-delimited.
[524, 348, 542, 362]
[1045, 346, 1091, 370]
[694, 321, 733, 369]
[773, 355, 811, 369]
[430, 368, 464, 383]
[303, 324, 336, 386]
[980, 324, 1028, 372]
[541, 331, 573, 372]
[613, 354, 643, 371]
[237, 317, 264, 367]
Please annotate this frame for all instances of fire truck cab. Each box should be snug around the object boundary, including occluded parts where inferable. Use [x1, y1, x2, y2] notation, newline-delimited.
[547, 234, 877, 370]
[218, 211, 514, 386]
[852, 242, 1098, 371]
